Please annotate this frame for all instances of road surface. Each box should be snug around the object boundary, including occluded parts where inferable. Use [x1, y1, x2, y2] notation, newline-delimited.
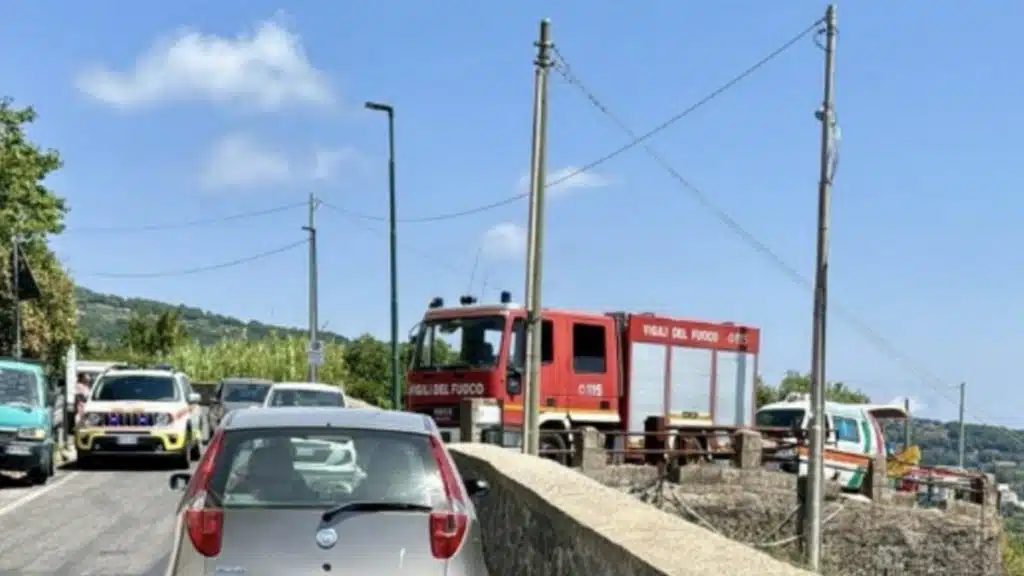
[0, 460, 182, 575]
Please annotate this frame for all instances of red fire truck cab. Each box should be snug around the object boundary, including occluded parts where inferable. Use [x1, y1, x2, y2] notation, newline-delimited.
[405, 292, 761, 459]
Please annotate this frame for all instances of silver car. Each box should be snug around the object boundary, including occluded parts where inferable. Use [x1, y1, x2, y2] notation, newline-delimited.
[165, 407, 491, 575]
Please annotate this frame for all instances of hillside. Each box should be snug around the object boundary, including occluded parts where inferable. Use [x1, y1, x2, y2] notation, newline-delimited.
[75, 286, 349, 346]
[884, 419, 1024, 496]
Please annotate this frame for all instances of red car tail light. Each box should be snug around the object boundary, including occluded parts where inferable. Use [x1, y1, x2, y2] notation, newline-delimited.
[185, 499, 224, 557]
[428, 435, 469, 559]
[184, 429, 226, 557]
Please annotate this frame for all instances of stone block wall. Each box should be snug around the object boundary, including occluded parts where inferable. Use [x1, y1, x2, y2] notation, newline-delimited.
[448, 443, 814, 576]
[589, 464, 1005, 575]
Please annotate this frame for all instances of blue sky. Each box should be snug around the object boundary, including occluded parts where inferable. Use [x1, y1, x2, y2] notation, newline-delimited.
[4, 2, 1021, 426]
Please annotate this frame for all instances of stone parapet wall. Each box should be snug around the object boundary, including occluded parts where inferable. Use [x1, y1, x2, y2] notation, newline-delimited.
[449, 443, 813, 576]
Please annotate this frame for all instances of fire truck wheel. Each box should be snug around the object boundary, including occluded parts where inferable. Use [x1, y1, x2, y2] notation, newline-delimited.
[540, 432, 568, 466]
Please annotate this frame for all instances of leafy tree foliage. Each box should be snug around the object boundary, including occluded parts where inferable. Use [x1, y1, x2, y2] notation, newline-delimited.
[0, 97, 75, 366]
[341, 334, 401, 407]
[119, 310, 189, 357]
[755, 370, 871, 407]
[339, 332, 455, 408]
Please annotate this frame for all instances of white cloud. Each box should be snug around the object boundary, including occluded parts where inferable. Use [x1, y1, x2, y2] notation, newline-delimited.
[76, 15, 334, 111]
[482, 223, 527, 260]
[200, 133, 356, 191]
[311, 146, 367, 181]
[201, 133, 291, 190]
[517, 166, 612, 198]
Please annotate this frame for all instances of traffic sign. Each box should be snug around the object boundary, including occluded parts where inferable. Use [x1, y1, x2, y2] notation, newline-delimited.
[307, 340, 324, 367]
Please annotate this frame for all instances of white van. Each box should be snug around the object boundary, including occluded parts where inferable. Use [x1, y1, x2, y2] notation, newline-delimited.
[755, 393, 907, 491]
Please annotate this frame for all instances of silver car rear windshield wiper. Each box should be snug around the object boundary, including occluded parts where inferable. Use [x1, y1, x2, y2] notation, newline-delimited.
[322, 501, 432, 522]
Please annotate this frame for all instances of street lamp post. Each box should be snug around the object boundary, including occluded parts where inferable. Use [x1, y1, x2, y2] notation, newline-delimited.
[365, 101, 401, 411]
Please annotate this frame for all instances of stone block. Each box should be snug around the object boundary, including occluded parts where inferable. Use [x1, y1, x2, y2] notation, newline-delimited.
[732, 429, 763, 469]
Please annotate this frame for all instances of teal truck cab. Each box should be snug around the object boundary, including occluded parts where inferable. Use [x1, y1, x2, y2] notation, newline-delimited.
[0, 358, 56, 484]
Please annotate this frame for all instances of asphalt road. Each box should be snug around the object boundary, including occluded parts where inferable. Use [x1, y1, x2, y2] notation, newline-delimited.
[0, 459, 184, 576]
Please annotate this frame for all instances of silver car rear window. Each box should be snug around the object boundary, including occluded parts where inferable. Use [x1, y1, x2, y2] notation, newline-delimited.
[206, 427, 446, 510]
[223, 383, 271, 403]
[267, 389, 346, 407]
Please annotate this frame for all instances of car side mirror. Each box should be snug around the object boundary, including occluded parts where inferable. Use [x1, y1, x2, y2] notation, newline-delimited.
[464, 477, 490, 498]
[505, 367, 522, 397]
[187, 392, 201, 404]
[169, 472, 191, 491]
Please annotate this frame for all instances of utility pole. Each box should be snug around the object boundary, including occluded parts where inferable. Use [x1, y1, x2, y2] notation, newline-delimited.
[385, 109, 400, 411]
[804, 5, 836, 572]
[304, 192, 320, 382]
[11, 234, 21, 359]
[957, 382, 967, 469]
[521, 18, 552, 456]
[903, 397, 913, 451]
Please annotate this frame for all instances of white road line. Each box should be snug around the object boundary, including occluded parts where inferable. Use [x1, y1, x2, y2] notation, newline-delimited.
[0, 472, 80, 518]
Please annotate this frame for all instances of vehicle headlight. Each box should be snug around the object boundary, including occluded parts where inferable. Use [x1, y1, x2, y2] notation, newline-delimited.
[16, 427, 45, 440]
[84, 412, 103, 427]
[155, 413, 172, 426]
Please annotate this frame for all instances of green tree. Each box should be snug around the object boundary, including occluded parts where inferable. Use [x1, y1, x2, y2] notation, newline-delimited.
[120, 311, 153, 354]
[74, 327, 96, 357]
[755, 370, 871, 408]
[342, 334, 391, 405]
[152, 310, 188, 355]
[119, 310, 189, 357]
[755, 374, 777, 408]
[0, 97, 75, 366]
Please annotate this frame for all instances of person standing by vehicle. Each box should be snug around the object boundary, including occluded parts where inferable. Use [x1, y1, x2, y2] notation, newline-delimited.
[74, 373, 92, 427]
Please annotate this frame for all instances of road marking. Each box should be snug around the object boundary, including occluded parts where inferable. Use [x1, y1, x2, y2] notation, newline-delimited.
[0, 472, 80, 518]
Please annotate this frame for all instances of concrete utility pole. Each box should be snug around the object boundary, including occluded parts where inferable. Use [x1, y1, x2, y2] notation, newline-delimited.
[521, 18, 553, 456]
[805, 5, 836, 572]
[958, 382, 967, 469]
[304, 192, 320, 382]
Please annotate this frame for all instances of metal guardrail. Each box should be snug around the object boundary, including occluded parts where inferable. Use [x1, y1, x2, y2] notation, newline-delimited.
[528, 423, 804, 468]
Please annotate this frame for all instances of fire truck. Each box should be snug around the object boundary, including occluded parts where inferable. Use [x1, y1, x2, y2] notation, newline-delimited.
[405, 292, 761, 460]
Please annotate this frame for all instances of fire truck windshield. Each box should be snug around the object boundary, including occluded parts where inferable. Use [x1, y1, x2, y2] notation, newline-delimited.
[412, 315, 506, 371]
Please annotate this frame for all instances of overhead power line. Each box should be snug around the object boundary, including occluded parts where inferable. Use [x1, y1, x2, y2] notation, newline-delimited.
[319, 201, 469, 276]
[327, 22, 820, 226]
[74, 239, 307, 279]
[551, 25, 1009, 431]
[66, 201, 306, 234]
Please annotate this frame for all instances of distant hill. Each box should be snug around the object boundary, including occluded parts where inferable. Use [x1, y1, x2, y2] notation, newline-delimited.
[75, 286, 349, 347]
[884, 418, 1024, 499]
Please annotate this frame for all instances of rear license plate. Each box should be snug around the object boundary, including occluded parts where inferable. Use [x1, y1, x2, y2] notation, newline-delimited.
[117, 435, 139, 446]
[4, 444, 31, 455]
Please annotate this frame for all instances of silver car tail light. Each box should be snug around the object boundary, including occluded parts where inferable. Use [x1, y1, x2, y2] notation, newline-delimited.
[427, 435, 470, 559]
[184, 429, 226, 557]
